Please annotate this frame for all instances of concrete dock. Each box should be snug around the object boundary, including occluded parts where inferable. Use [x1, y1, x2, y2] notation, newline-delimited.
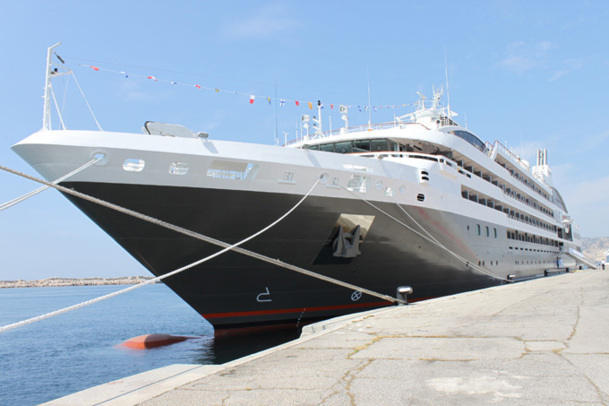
[47, 269, 609, 405]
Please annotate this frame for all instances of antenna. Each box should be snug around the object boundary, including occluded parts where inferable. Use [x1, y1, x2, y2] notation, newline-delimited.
[274, 83, 278, 145]
[367, 66, 372, 127]
[444, 48, 451, 120]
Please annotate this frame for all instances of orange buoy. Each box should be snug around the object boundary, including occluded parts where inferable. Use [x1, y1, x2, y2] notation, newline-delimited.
[120, 334, 194, 350]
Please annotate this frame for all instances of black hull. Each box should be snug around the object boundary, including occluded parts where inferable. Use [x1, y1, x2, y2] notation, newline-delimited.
[61, 182, 505, 331]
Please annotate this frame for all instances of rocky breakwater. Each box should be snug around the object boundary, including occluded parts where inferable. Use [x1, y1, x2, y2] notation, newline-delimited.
[0, 276, 155, 289]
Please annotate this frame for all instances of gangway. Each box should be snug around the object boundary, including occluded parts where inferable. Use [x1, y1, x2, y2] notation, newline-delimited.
[565, 248, 598, 269]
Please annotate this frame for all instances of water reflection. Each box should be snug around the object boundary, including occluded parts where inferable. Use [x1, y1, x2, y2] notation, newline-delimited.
[209, 328, 302, 364]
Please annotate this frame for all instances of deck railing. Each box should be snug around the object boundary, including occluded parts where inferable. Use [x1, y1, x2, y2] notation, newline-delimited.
[284, 121, 427, 146]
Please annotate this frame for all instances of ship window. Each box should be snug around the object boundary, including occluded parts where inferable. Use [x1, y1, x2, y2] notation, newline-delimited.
[371, 139, 388, 151]
[353, 140, 371, 152]
[123, 159, 145, 172]
[417, 193, 425, 202]
[169, 162, 189, 175]
[476, 224, 481, 236]
[335, 141, 353, 154]
[453, 130, 487, 152]
[207, 161, 256, 180]
[320, 143, 335, 152]
[347, 175, 367, 193]
[486, 226, 490, 237]
[494, 228, 498, 238]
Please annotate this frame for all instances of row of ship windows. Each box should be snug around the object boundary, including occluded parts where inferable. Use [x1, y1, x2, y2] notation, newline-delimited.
[461, 187, 557, 234]
[515, 260, 557, 265]
[507, 230, 560, 247]
[476, 255, 560, 268]
[455, 158, 554, 218]
[122, 159, 257, 180]
[509, 247, 560, 254]
[468, 224, 498, 238]
[498, 162, 551, 203]
[122, 158, 426, 201]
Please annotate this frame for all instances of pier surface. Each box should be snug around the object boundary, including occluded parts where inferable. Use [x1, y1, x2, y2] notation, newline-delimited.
[46, 269, 609, 405]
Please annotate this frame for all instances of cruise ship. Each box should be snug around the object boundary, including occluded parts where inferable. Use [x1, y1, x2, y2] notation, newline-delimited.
[11, 45, 589, 333]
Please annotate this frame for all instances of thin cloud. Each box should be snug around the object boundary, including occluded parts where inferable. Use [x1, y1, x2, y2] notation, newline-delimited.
[495, 41, 555, 74]
[549, 58, 586, 81]
[221, 4, 301, 40]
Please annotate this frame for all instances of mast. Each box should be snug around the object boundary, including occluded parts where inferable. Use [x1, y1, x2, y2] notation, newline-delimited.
[444, 49, 452, 120]
[43, 42, 61, 131]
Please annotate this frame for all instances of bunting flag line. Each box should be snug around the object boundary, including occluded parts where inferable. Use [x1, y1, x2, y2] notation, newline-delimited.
[80, 62, 415, 114]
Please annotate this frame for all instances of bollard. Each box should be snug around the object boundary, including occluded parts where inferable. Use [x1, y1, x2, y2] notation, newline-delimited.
[396, 286, 413, 305]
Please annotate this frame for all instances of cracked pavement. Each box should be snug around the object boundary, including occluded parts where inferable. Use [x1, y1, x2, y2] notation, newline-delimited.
[46, 269, 609, 405]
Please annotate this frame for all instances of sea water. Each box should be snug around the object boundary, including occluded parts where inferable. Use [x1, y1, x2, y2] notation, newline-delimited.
[0, 284, 299, 405]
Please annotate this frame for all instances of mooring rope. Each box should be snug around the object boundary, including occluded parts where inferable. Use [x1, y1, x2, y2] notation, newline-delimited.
[390, 198, 503, 279]
[339, 185, 504, 280]
[0, 178, 320, 333]
[0, 158, 100, 212]
[0, 167, 405, 333]
[0, 165, 405, 305]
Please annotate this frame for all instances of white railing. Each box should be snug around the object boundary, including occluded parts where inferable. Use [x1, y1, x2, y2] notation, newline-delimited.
[284, 121, 428, 146]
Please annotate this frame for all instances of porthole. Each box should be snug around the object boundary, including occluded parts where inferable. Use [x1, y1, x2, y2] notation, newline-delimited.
[123, 159, 145, 172]
[169, 162, 189, 175]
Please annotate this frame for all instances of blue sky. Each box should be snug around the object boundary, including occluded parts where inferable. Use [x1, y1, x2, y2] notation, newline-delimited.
[1, 1, 608, 280]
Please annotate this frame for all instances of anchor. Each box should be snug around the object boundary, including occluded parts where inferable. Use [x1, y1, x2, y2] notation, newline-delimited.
[333, 225, 362, 258]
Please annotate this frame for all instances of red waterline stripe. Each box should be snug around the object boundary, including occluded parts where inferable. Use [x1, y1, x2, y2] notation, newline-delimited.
[202, 301, 392, 319]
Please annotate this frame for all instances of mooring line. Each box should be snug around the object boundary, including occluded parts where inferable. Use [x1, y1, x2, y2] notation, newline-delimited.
[0, 178, 320, 333]
[339, 184, 503, 280]
[391, 199, 502, 279]
[0, 165, 404, 305]
[0, 167, 405, 333]
[0, 158, 100, 212]
[1, 165, 405, 307]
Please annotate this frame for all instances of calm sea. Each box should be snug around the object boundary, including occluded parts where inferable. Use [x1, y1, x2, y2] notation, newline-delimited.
[0, 284, 299, 405]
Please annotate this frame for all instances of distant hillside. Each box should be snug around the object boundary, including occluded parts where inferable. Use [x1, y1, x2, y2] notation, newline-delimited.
[582, 237, 609, 261]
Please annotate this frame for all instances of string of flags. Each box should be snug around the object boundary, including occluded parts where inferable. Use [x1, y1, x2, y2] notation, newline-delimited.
[79, 63, 412, 112]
